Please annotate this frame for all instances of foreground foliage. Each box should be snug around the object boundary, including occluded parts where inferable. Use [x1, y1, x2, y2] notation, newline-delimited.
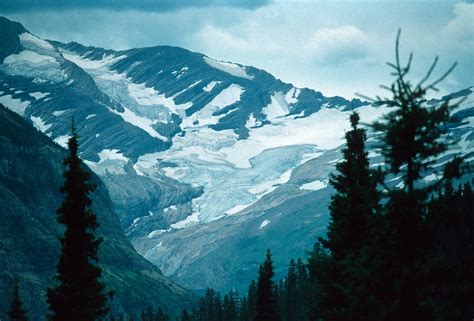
[47, 126, 110, 321]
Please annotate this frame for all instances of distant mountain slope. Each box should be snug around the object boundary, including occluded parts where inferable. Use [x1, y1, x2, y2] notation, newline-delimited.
[0, 16, 472, 293]
[0, 104, 194, 319]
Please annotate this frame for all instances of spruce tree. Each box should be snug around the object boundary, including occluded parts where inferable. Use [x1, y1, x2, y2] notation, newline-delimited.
[315, 111, 380, 321]
[322, 111, 379, 258]
[369, 30, 461, 320]
[255, 250, 279, 321]
[47, 125, 110, 321]
[8, 282, 28, 321]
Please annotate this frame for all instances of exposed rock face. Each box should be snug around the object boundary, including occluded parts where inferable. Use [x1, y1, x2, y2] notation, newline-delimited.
[0, 104, 194, 319]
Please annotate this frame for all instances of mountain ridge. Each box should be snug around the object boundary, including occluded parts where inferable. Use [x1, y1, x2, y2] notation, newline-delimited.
[0, 16, 472, 293]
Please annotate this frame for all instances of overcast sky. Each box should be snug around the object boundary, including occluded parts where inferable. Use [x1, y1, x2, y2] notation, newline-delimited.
[1, 0, 473, 98]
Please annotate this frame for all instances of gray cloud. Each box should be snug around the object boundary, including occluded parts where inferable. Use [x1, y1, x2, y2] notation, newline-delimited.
[0, 0, 270, 12]
[1, 1, 471, 99]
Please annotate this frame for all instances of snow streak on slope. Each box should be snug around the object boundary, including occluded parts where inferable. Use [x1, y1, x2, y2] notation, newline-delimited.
[61, 51, 190, 142]
[203, 57, 252, 80]
[181, 84, 244, 128]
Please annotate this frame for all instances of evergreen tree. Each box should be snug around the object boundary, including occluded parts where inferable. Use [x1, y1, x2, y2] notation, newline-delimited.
[255, 250, 279, 321]
[180, 310, 192, 321]
[154, 308, 169, 321]
[47, 125, 110, 321]
[422, 183, 474, 320]
[322, 111, 379, 258]
[223, 291, 238, 321]
[295, 258, 309, 321]
[246, 280, 257, 320]
[284, 259, 297, 321]
[140, 307, 153, 321]
[307, 242, 330, 321]
[370, 30, 461, 320]
[315, 111, 380, 321]
[8, 282, 28, 321]
[239, 296, 250, 321]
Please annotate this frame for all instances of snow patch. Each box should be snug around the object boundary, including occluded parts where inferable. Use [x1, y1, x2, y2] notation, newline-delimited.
[86, 114, 96, 120]
[0, 95, 30, 115]
[299, 179, 328, 191]
[182, 84, 243, 128]
[30, 116, 51, 132]
[61, 52, 126, 70]
[54, 134, 70, 148]
[3, 50, 58, 65]
[19, 33, 54, 51]
[127, 82, 192, 114]
[263, 92, 290, 121]
[259, 219, 270, 230]
[246, 113, 262, 129]
[285, 87, 300, 105]
[29, 91, 49, 100]
[203, 81, 220, 92]
[97, 149, 129, 163]
[424, 173, 442, 182]
[83, 149, 129, 175]
[108, 106, 168, 141]
[249, 169, 292, 196]
[170, 211, 200, 229]
[204, 56, 252, 79]
[225, 203, 252, 215]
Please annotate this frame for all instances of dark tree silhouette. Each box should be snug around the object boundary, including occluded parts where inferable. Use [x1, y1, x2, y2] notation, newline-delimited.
[47, 125, 110, 321]
[368, 30, 462, 320]
[323, 111, 380, 258]
[284, 259, 297, 321]
[314, 111, 380, 321]
[255, 250, 279, 321]
[8, 282, 28, 321]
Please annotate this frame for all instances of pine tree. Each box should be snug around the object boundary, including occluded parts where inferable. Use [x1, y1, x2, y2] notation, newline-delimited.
[255, 250, 279, 321]
[8, 282, 28, 321]
[47, 125, 110, 321]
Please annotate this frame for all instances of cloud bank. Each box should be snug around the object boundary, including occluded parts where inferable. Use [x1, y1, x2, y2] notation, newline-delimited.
[0, 0, 270, 12]
[1, 1, 472, 98]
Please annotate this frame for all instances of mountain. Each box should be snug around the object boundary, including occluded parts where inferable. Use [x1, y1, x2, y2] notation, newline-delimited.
[0, 16, 473, 293]
[0, 104, 194, 319]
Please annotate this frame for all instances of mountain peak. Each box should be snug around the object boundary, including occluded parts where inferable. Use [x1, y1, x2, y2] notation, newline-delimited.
[0, 16, 28, 61]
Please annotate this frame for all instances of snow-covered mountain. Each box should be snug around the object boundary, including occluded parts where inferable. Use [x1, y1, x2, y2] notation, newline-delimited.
[1, 16, 472, 292]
